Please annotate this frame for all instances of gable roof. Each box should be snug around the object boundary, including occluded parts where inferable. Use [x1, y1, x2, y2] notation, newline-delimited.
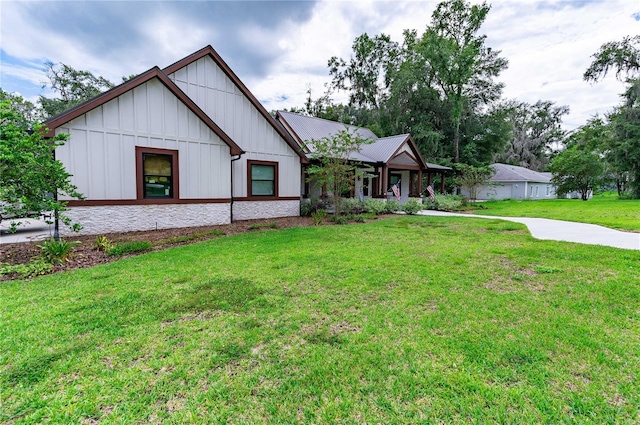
[43, 67, 244, 156]
[490, 163, 551, 183]
[276, 111, 429, 169]
[164, 46, 307, 163]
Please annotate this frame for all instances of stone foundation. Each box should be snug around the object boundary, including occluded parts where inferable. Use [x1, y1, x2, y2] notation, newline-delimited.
[232, 200, 300, 221]
[62, 203, 231, 236]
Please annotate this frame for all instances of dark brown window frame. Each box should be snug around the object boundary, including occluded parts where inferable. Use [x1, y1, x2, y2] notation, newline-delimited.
[247, 160, 279, 200]
[136, 146, 180, 202]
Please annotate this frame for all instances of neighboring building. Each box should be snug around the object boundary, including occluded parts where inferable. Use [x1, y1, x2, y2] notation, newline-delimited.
[277, 111, 450, 204]
[463, 163, 556, 200]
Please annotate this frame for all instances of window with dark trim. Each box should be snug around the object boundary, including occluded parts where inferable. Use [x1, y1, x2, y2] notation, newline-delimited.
[136, 147, 179, 200]
[389, 173, 401, 193]
[248, 160, 278, 198]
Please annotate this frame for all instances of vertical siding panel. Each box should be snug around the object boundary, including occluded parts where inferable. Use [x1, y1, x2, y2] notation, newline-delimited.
[177, 103, 188, 138]
[120, 90, 135, 131]
[163, 86, 178, 136]
[148, 80, 163, 134]
[72, 130, 89, 196]
[104, 99, 120, 129]
[122, 134, 136, 199]
[86, 106, 103, 128]
[134, 84, 148, 133]
[105, 133, 122, 199]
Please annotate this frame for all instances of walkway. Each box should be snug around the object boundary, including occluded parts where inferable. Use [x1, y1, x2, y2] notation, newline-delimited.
[418, 210, 640, 251]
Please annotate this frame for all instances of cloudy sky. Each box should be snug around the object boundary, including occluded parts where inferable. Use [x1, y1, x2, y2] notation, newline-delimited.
[1, 0, 639, 130]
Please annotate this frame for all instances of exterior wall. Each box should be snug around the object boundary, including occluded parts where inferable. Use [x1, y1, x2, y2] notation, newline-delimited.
[55, 78, 232, 201]
[233, 200, 300, 221]
[467, 182, 556, 200]
[167, 56, 301, 200]
[61, 203, 231, 236]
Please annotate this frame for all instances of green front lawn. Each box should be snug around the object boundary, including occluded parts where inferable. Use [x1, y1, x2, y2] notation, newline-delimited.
[2, 216, 639, 423]
[475, 192, 640, 232]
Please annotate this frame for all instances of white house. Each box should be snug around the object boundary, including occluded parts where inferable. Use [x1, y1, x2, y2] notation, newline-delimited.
[463, 163, 556, 200]
[45, 45, 450, 236]
[45, 47, 306, 235]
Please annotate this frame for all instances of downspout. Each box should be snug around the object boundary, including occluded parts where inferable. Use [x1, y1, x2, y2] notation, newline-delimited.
[230, 154, 242, 223]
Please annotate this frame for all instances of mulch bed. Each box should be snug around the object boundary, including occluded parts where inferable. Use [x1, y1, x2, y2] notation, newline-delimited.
[0, 215, 392, 281]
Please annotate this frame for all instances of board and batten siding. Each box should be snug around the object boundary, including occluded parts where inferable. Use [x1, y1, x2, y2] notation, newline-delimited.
[55, 78, 232, 201]
[167, 56, 301, 199]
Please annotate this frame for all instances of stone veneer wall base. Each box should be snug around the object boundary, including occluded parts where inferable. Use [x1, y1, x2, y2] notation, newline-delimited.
[232, 200, 300, 221]
[61, 203, 231, 236]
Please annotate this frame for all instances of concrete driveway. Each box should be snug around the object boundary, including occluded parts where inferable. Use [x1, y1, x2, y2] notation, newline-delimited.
[0, 218, 54, 244]
[418, 210, 640, 251]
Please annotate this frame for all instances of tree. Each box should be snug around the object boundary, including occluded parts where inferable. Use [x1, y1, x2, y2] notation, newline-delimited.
[0, 99, 83, 232]
[0, 89, 44, 127]
[550, 144, 603, 201]
[454, 163, 494, 202]
[306, 129, 373, 216]
[584, 35, 640, 83]
[40, 62, 115, 118]
[495, 100, 569, 171]
[417, 0, 508, 163]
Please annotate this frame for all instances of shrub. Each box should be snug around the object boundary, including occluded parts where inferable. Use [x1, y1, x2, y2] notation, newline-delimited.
[38, 238, 79, 264]
[1, 258, 53, 279]
[301, 197, 330, 216]
[402, 198, 423, 215]
[355, 214, 365, 223]
[107, 241, 153, 256]
[94, 235, 113, 252]
[341, 198, 365, 214]
[383, 200, 400, 214]
[311, 209, 327, 225]
[331, 215, 349, 225]
[423, 194, 464, 211]
[363, 199, 385, 215]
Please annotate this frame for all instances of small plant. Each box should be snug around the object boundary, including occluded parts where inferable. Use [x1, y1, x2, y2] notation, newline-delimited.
[158, 235, 194, 245]
[1, 258, 53, 279]
[383, 200, 400, 214]
[423, 194, 464, 211]
[208, 229, 226, 237]
[363, 199, 385, 215]
[342, 198, 365, 214]
[331, 215, 349, 225]
[107, 241, 153, 256]
[355, 214, 365, 223]
[38, 238, 79, 265]
[247, 222, 278, 231]
[94, 235, 113, 252]
[402, 198, 423, 215]
[311, 209, 327, 225]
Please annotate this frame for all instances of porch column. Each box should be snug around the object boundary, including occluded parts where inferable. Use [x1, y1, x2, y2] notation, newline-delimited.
[418, 170, 423, 195]
[440, 172, 445, 193]
[381, 165, 388, 197]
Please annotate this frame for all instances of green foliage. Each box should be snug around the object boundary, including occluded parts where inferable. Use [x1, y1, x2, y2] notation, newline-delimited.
[38, 238, 79, 265]
[311, 209, 327, 225]
[341, 198, 365, 214]
[401, 198, 423, 215]
[550, 145, 603, 201]
[107, 241, 153, 256]
[363, 198, 386, 215]
[0, 258, 53, 279]
[247, 222, 278, 230]
[423, 194, 464, 211]
[93, 235, 113, 252]
[40, 62, 115, 118]
[454, 163, 495, 202]
[584, 35, 640, 82]
[0, 97, 84, 232]
[494, 99, 569, 171]
[306, 129, 373, 216]
[383, 200, 400, 214]
[331, 215, 349, 225]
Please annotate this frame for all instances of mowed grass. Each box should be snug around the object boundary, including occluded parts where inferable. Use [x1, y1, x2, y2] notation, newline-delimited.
[475, 192, 640, 232]
[2, 216, 639, 423]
